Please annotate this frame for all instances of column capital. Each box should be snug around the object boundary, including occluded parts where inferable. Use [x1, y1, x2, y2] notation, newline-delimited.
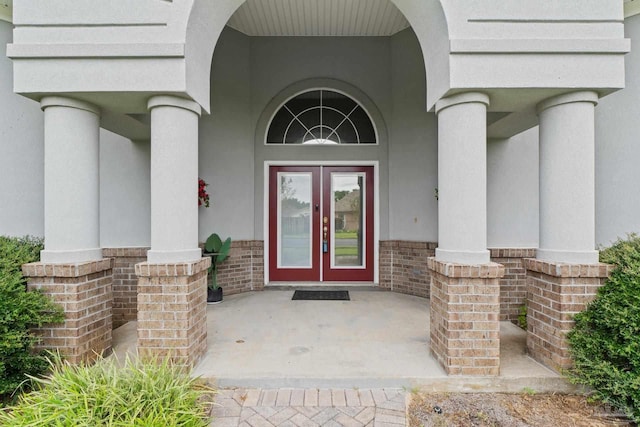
[435, 248, 490, 265]
[147, 95, 202, 116]
[41, 248, 103, 264]
[40, 96, 100, 116]
[435, 92, 490, 115]
[537, 90, 599, 114]
[536, 248, 599, 265]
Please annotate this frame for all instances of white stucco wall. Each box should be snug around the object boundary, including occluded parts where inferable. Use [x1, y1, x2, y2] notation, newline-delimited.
[595, 14, 640, 247]
[248, 33, 392, 240]
[389, 28, 438, 242]
[99, 132, 150, 247]
[0, 20, 44, 238]
[199, 28, 253, 242]
[487, 129, 539, 248]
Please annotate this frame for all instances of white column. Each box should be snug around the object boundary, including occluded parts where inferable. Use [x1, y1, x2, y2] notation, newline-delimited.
[435, 92, 490, 264]
[537, 91, 599, 264]
[40, 97, 102, 263]
[147, 96, 202, 263]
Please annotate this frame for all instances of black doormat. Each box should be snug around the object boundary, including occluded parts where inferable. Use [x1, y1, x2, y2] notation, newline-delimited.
[292, 290, 350, 301]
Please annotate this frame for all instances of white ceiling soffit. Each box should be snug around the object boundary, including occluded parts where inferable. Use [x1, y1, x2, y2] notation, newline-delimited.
[0, 0, 11, 23]
[227, 0, 410, 37]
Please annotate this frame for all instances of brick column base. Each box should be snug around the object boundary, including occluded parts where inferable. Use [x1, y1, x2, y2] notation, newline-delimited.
[428, 258, 504, 375]
[135, 257, 211, 366]
[22, 259, 114, 364]
[524, 259, 612, 372]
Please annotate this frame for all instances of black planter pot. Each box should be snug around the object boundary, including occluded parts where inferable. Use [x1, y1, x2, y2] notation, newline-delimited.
[207, 286, 223, 304]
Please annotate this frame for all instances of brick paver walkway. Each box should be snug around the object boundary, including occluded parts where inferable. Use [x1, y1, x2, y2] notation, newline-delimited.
[210, 388, 407, 427]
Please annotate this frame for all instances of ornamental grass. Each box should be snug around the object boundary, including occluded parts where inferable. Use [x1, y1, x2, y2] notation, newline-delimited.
[0, 353, 215, 427]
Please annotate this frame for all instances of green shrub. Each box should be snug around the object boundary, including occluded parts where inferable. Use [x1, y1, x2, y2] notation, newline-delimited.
[0, 354, 215, 426]
[0, 236, 64, 399]
[517, 304, 527, 330]
[567, 234, 640, 422]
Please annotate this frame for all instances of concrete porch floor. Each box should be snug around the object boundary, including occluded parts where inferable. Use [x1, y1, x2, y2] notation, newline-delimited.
[112, 290, 574, 393]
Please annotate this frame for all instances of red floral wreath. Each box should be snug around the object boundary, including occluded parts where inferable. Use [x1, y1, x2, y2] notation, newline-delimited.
[198, 178, 210, 208]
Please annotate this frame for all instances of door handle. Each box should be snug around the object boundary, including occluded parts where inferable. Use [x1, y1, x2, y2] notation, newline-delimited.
[323, 218, 328, 253]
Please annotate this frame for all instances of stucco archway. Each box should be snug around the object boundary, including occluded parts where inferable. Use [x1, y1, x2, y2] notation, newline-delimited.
[184, 0, 450, 113]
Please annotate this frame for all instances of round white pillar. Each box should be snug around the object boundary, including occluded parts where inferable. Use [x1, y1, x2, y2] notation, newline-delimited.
[435, 93, 491, 265]
[147, 96, 202, 263]
[537, 91, 599, 264]
[40, 97, 102, 263]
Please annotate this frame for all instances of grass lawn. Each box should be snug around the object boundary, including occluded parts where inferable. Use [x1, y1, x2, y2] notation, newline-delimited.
[335, 246, 358, 256]
[335, 231, 358, 239]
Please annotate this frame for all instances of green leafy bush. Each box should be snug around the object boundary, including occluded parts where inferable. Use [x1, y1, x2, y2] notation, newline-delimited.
[517, 305, 527, 330]
[567, 234, 640, 422]
[0, 236, 64, 399]
[0, 354, 215, 426]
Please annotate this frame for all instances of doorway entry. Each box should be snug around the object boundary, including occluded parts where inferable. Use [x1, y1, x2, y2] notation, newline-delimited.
[269, 165, 374, 282]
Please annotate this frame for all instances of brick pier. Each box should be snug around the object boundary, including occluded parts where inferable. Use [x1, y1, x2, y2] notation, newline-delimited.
[525, 259, 612, 371]
[428, 258, 504, 375]
[135, 257, 211, 366]
[22, 259, 114, 363]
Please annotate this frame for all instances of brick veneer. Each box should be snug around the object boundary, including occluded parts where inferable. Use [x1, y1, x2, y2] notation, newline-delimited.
[214, 241, 264, 294]
[22, 259, 114, 363]
[428, 258, 504, 376]
[489, 248, 537, 323]
[135, 257, 211, 366]
[103, 241, 263, 331]
[379, 241, 437, 298]
[103, 247, 149, 328]
[524, 259, 612, 372]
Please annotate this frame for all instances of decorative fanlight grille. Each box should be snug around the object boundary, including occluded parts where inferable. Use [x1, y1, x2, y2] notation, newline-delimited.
[266, 90, 376, 145]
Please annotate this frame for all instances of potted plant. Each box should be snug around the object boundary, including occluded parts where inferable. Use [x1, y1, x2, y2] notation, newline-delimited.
[204, 233, 231, 304]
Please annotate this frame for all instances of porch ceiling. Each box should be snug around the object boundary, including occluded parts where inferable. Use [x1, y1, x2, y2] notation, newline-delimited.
[0, 0, 10, 22]
[627, 0, 640, 18]
[226, 0, 410, 37]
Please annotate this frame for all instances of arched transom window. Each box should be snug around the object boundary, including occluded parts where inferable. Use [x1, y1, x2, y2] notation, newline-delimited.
[266, 90, 377, 145]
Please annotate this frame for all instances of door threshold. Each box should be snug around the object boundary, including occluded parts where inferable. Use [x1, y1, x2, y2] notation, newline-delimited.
[265, 282, 380, 291]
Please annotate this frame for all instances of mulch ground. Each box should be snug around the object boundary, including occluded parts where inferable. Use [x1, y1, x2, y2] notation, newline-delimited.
[408, 392, 635, 427]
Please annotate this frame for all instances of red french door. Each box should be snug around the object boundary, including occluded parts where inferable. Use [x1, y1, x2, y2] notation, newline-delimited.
[269, 166, 374, 282]
[269, 166, 321, 281]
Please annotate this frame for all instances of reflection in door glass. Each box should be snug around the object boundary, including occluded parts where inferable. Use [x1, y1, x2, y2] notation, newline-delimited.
[278, 173, 312, 267]
[332, 174, 365, 267]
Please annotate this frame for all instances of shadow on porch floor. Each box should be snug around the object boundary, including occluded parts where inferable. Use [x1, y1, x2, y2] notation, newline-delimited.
[112, 290, 573, 392]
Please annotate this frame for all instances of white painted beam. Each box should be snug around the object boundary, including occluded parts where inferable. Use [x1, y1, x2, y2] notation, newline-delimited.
[100, 112, 150, 142]
[487, 112, 539, 139]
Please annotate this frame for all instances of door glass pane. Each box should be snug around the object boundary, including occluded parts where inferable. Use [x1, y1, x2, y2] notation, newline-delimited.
[278, 173, 313, 268]
[331, 173, 365, 268]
